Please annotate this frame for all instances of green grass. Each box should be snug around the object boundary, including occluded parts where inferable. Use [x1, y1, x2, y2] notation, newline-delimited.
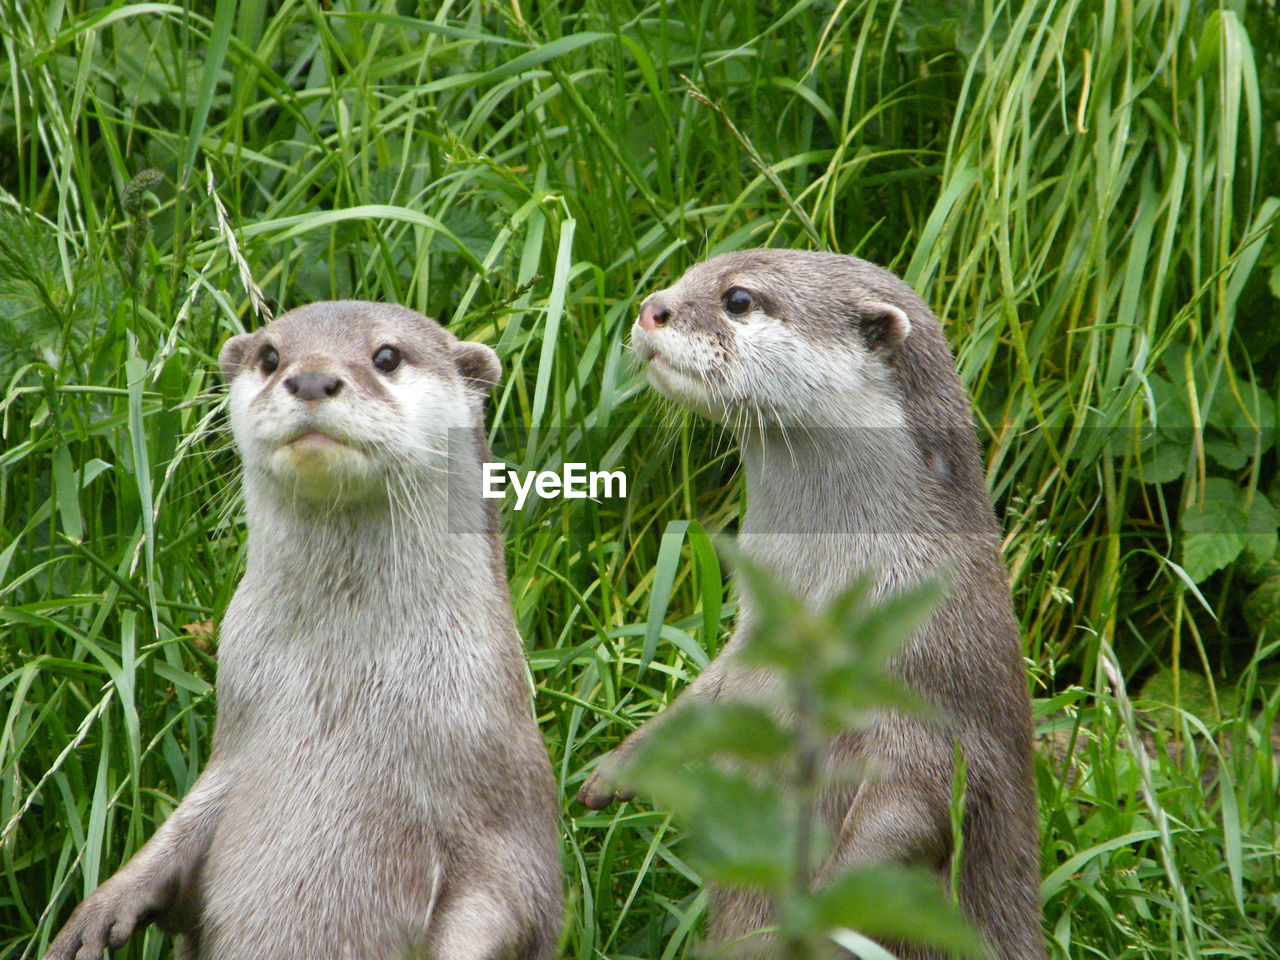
[1, 1, 1278, 957]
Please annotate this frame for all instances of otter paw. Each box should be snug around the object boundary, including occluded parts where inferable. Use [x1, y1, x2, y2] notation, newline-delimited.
[576, 751, 638, 810]
[45, 888, 154, 960]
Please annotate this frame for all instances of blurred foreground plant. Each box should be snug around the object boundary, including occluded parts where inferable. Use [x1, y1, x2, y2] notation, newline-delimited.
[620, 543, 987, 960]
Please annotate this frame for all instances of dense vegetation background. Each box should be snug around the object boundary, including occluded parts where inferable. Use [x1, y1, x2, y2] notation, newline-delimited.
[0, 0, 1277, 957]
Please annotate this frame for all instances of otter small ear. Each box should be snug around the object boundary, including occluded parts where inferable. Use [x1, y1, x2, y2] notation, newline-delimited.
[858, 301, 912, 354]
[451, 341, 501, 396]
[219, 333, 254, 381]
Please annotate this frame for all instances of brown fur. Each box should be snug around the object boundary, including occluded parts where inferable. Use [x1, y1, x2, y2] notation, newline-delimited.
[46, 302, 562, 960]
[579, 252, 1043, 959]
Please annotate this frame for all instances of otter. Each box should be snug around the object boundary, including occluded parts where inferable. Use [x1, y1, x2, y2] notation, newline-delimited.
[47, 302, 562, 960]
[577, 251, 1043, 960]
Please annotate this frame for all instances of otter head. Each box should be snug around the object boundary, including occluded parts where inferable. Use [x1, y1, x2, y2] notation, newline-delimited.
[630, 250, 920, 430]
[219, 301, 499, 507]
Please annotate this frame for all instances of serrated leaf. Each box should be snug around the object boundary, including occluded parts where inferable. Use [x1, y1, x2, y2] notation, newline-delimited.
[1206, 387, 1276, 466]
[1138, 372, 1194, 481]
[1243, 576, 1280, 630]
[818, 670, 937, 726]
[1181, 478, 1249, 581]
[812, 864, 987, 957]
[1203, 436, 1250, 470]
[627, 701, 797, 771]
[1244, 494, 1279, 566]
[1248, 552, 1280, 583]
[721, 540, 808, 642]
[641, 766, 794, 888]
[843, 576, 948, 664]
[1141, 438, 1190, 482]
[1181, 524, 1242, 581]
[1147, 371, 1193, 428]
[433, 207, 497, 262]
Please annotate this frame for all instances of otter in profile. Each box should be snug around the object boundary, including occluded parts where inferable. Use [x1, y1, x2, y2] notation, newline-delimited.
[577, 251, 1043, 960]
[47, 302, 562, 960]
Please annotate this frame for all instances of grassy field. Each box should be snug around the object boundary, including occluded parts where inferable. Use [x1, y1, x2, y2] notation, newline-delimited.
[1, 0, 1278, 957]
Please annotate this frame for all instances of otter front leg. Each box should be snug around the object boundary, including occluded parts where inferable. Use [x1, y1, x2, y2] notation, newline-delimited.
[426, 890, 536, 960]
[426, 868, 560, 960]
[818, 733, 954, 883]
[45, 765, 229, 960]
[576, 652, 740, 809]
[574, 722, 648, 810]
[706, 887, 776, 960]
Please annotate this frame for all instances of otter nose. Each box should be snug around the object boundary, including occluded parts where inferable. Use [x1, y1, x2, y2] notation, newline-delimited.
[638, 301, 671, 331]
[284, 371, 344, 401]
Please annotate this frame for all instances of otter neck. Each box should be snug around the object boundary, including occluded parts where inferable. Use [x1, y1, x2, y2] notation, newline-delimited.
[736, 424, 950, 603]
[239, 466, 498, 633]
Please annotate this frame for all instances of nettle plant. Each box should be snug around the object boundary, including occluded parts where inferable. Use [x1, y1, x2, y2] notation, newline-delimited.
[1138, 344, 1278, 627]
[619, 544, 986, 960]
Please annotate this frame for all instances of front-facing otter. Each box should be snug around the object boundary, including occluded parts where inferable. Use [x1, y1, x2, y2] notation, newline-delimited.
[579, 251, 1043, 960]
[47, 302, 562, 960]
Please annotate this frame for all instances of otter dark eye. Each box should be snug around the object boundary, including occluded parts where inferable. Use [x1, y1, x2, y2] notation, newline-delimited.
[722, 287, 754, 316]
[373, 345, 402, 373]
[259, 346, 279, 375]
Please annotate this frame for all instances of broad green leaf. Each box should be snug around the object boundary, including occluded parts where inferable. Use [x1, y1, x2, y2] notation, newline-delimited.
[811, 864, 987, 957]
[626, 701, 796, 772]
[1181, 478, 1248, 582]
